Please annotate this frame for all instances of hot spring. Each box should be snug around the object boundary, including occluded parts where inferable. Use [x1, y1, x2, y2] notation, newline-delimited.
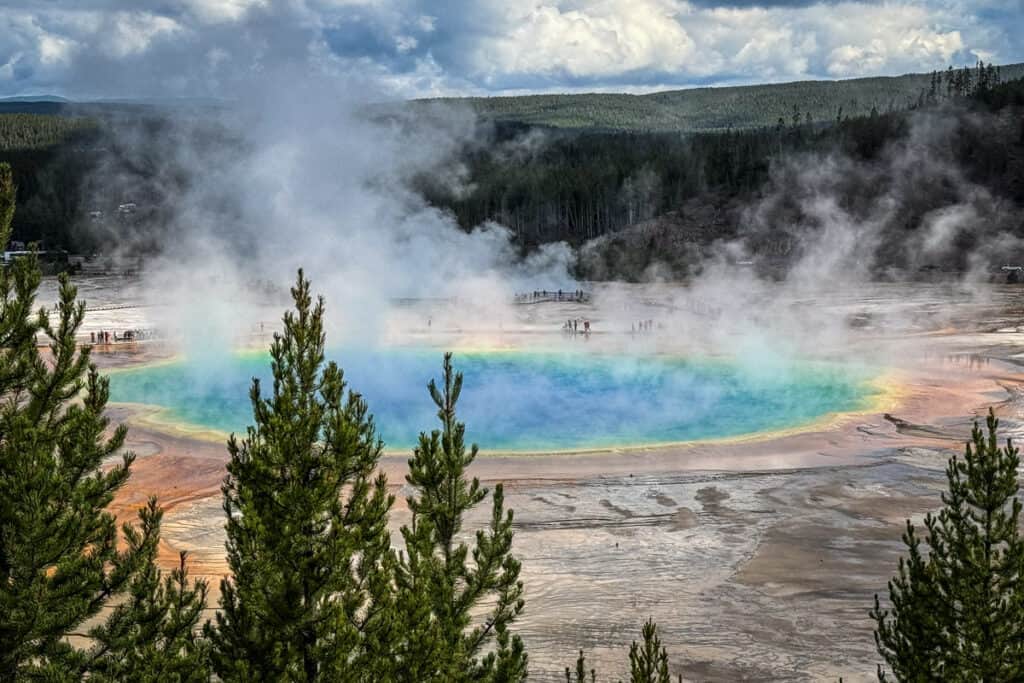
[108, 349, 881, 452]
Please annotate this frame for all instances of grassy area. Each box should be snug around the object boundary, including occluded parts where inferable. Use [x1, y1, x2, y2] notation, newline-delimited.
[418, 63, 1024, 132]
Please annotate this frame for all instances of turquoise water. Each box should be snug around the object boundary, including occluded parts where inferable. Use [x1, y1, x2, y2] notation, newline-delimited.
[107, 349, 878, 451]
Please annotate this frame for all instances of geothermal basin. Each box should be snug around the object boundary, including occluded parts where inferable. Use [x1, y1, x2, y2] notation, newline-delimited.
[74, 279, 1024, 681]
[108, 348, 881, 451]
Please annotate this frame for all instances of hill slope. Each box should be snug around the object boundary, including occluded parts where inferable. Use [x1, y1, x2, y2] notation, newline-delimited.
[419, 63, 1024, 132]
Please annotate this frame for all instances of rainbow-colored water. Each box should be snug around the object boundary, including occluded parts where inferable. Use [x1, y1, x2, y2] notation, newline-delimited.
[108, 348, 879, 452]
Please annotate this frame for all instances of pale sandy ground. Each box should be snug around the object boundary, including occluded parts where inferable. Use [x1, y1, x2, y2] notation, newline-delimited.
[66, 276, 1024, 681]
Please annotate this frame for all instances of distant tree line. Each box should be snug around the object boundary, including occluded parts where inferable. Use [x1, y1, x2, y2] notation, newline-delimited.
[0, 114, 96, 152]
[923, 61, 1006, 104]
[0, 115, 101, 252]
[0, 109, 225, 255]
[0, 64, 1021, 270]
[419, 62, 1024, 133]
[419, 71, 1024, 280]
[416, 112, 910, 247]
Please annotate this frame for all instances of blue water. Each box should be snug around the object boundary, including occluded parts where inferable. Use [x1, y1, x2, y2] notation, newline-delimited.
[107, 349, 877, 451]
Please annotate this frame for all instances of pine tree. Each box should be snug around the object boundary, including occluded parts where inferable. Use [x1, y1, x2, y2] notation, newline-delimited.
[85, 499, 210, 682]
[564, 620, 680, 683]
[872, 409, 1024, 680]
[566, 650, 595, 682]
[0, 162, 36, 396]
[206, 269, 395, 682]
[0, 162, 14, 245]
[0, 160, 199, 679]
[627, 618, 672, 683]
[392, 352, 527, 681]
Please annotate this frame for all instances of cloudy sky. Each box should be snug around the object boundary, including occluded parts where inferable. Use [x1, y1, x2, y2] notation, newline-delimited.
[1, 0, 1020, 99]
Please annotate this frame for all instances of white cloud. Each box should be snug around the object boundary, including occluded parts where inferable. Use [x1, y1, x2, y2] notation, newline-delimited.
[697, 7, 818, 80]
[396, 35, 418, 53]
[827, 43, 886, 76]
[38, 31, 77, 66]
[678, 2, 969, 84]
[454, 0, 985, 90]
[106, 12, 184, 58]
[816, 5, 963, 77]
[482, 0, 695, 81]
[416, 15, 436, 32]
[0, 53, 21, 82]
[180, 0, 269, 24]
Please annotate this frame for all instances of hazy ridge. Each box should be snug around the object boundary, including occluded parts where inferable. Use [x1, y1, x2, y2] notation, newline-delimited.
[417, 63, 1024, 132]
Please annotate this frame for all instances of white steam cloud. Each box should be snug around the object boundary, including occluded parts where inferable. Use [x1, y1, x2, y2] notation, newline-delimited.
[125, 70, 575, 350]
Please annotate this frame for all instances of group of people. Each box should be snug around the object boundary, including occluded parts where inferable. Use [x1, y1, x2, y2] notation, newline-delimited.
[632, 319, 656, 334]
[563, 318, 592, 335]
[89, 328, 156, 344]
[515, 289, 589, 304]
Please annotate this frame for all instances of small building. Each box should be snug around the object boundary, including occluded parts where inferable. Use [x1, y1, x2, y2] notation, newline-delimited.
[1001, 265, 1024, 283]
[3, 250, 34, 264]
[3, 250, 70, 270]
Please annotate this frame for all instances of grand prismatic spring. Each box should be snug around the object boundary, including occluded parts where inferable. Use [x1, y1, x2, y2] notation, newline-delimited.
[108, 349, 879, 451]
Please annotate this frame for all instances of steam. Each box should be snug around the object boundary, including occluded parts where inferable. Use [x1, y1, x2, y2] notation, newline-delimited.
[79, 70, 1022, 387]
[95, 69, 575, 351]
[591, 104, 1024, 369]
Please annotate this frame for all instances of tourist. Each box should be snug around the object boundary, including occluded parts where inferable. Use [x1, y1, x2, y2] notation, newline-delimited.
[90, 332, 95, 344]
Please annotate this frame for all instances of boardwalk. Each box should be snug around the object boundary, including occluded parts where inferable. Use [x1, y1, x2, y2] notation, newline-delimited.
[514, 289, 590, 305]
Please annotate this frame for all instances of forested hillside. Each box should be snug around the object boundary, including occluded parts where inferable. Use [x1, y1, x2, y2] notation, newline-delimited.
[1, 62, 1022, 283]
[420, 67, 1024, 280]
[0, 106, 196, 253]
[420, 62, 1024, 132]
[0, 113, 103, 251]
[0, 113, 95, 151]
